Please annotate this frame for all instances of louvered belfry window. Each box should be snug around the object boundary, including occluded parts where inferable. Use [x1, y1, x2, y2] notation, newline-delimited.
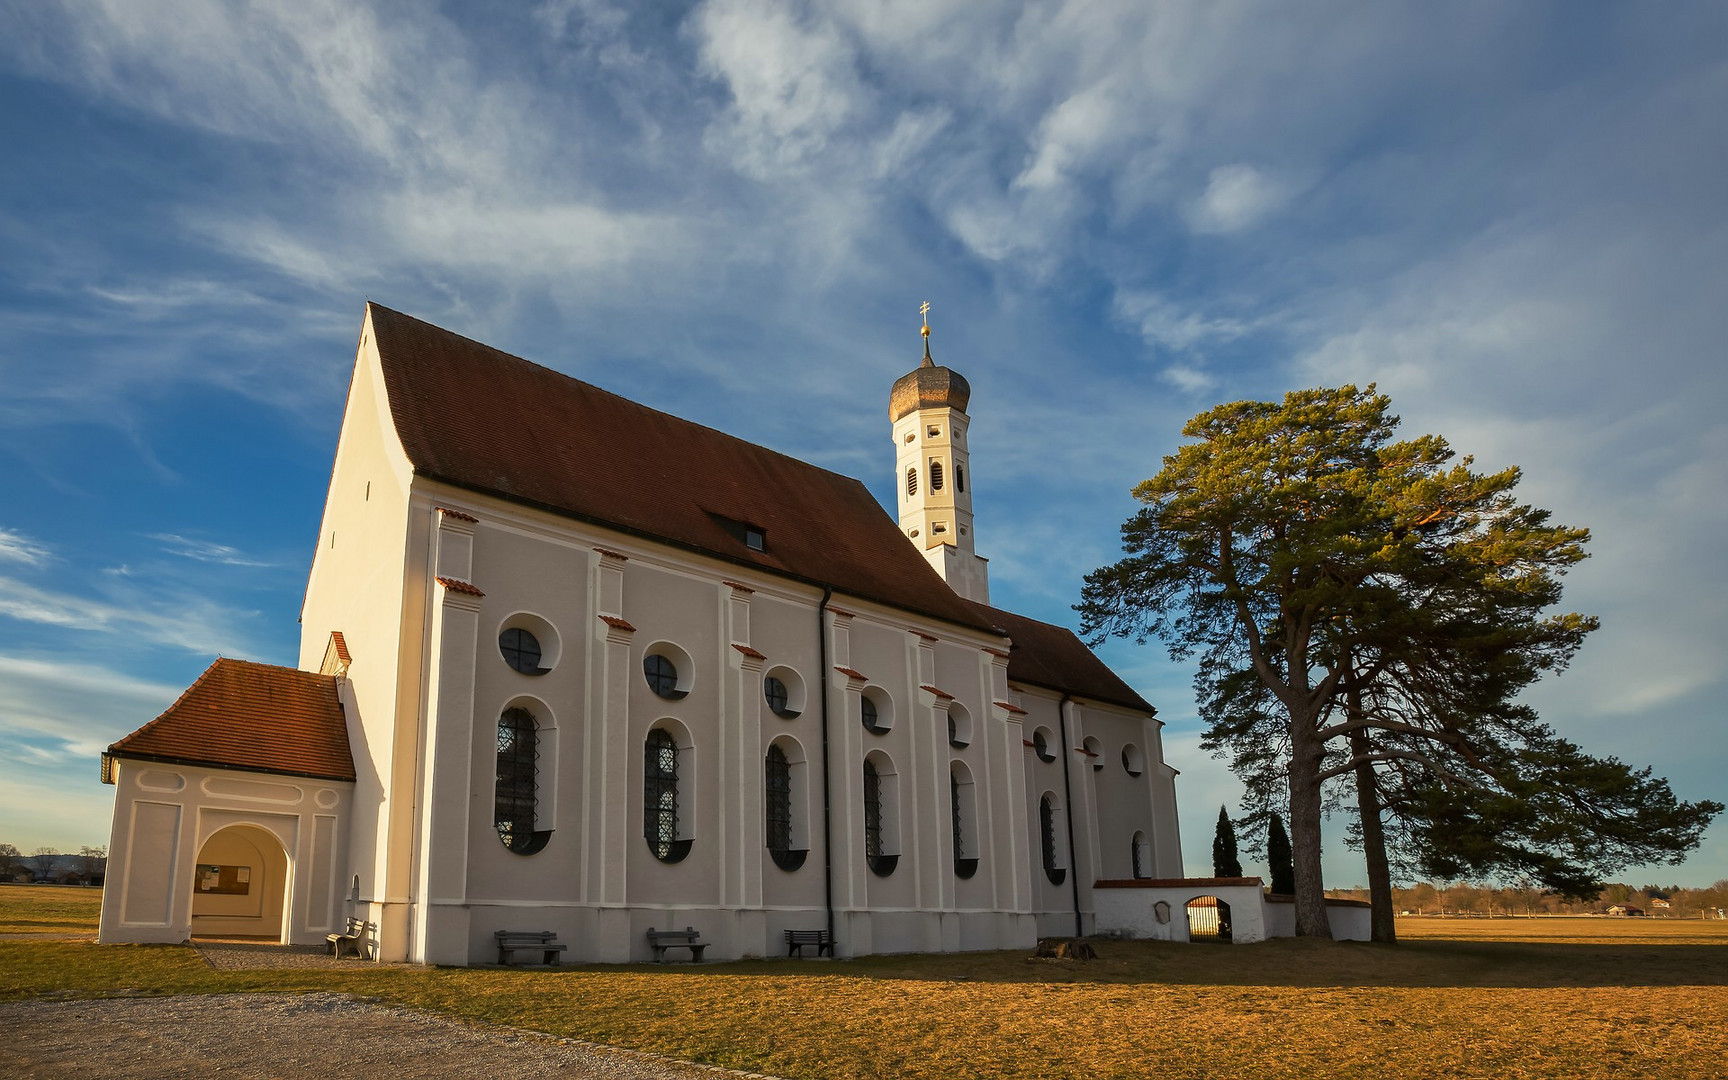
[906, 467, 918, 497]
[930, 460, 944, 491]
[495, 708, 538, 853]
[645, 728, 679, 861]
[766, 744, 792, 853]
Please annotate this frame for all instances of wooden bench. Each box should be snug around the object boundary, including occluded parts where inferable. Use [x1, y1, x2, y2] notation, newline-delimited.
[495, 929, 567, 966]
[326, 918, 375, 960]
[646, 926, 707, 963]
[784, 928, 834, 957]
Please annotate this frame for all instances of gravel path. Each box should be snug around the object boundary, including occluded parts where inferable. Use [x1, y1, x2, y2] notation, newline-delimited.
[0, 993, 791, 1080]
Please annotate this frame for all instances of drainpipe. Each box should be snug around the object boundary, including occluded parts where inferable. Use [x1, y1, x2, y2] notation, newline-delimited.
[816, 586, 836, 945]
[1057, 693, 1083, 938]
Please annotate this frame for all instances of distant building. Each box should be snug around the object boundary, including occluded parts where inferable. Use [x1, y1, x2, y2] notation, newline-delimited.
[98, 304, 1184, 963]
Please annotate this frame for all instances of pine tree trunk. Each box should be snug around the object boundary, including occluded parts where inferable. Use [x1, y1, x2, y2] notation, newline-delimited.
[1350, 725, 1397, 944]
[1288, 704, 1332, 939]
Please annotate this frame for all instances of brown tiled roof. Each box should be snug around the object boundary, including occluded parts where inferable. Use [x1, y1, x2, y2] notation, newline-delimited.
[1094, 877, 1264, 889]
[834, 665, 869, 681]
[436, 576, 484, 596]
[962, 601, 1154, 714]
[107, 659, 354, 782]
[367, 304, 998, 636]
[920, 684, 954, 701]
[732, 643, 767, 660]
[598, 615, 637, 632]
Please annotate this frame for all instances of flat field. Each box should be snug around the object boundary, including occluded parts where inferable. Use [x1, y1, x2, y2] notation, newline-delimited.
[2, 885, 1724, 1079]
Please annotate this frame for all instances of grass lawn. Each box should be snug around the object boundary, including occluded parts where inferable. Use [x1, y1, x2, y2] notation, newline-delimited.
[2, 885, 1724, 1078]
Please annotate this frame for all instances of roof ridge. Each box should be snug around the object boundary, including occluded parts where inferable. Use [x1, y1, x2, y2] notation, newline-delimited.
[366, 302, 884, 493]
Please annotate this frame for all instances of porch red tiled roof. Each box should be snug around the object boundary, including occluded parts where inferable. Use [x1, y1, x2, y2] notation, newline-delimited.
[106, 658, 354, 782]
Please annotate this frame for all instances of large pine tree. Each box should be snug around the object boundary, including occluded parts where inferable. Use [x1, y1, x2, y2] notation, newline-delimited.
[1081, 385, 1719, 938]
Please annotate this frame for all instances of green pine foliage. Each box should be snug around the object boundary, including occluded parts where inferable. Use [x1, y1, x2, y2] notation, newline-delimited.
[1213, 805, 1243, 878]
[1267, 813, 1295, 895]
[1080, 384, 1720, 936]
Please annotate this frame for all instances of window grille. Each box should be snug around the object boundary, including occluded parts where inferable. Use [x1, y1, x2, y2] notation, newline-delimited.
[500, 628, 543, 674]
[863, 760, 883, 859]
[930, 460, 944, 490]
[645, 728, 683, 861]
[1040, 794, 1065, 885]
[766, 744, 792, 853]
[495, 708, 539, 853]
[952, 771, 978, 879]
[1132, 833, 1147, 879]
[906, 467, 918, 497]
[950, 771, 963, 861]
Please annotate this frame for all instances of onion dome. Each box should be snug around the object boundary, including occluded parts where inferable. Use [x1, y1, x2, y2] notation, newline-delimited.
[890, 340, 972, 421]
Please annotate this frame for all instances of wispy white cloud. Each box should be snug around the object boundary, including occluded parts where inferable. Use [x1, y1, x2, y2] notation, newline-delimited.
[0, 528, 51, 567]
[148, 534, 275, 568]
[0, 576, 260, 657]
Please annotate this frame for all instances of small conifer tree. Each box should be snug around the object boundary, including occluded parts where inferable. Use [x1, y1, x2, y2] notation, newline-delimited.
[1267, 813, 1296, 895]
[1212, 805, 1243, 878]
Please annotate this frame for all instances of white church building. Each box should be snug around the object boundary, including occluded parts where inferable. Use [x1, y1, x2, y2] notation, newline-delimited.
[98, 303, 1186, 964]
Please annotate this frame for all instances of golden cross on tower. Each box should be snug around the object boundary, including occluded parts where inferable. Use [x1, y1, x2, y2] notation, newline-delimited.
[920, 300, 931, 338]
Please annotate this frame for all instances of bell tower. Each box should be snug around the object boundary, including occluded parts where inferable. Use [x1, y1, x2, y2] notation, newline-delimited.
[890, 304, 989, 604]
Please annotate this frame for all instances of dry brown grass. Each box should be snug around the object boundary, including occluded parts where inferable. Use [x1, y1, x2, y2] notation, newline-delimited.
[2, 892, 1724, 1079]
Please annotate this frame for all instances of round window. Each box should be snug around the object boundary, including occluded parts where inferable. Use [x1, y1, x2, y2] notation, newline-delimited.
[644, 653, 683, 699]
[765, 676, 798, 718]
[499, 628, 544, 675]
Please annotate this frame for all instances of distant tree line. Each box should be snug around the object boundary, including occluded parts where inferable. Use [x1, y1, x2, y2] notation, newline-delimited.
[0, 843, 107, 884]
[1325, 879, 1728, 919]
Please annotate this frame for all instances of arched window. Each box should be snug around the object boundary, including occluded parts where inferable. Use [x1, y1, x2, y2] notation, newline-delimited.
[496, 708, 547, 854]
[644, 728, 689, 862]
[863, 757, 898, 877]
[765, 743, 805, 871]
[1040, 794, 1066, 886]
[930, 459, 944, 491]
[1132, 830, 1151, 879]
[863, 760, 882, 858]
[906, 467, 918, 497]
[951, 764, 978, 879]
[956, 463, 965, 493]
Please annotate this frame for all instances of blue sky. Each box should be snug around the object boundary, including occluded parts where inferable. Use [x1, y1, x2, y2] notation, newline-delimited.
[1, 1, 1723, 889]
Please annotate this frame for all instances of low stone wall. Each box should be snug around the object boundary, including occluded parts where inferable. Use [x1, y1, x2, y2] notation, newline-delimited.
[1093, 878, 1270, 944]
[1096, 880, 1374, 943]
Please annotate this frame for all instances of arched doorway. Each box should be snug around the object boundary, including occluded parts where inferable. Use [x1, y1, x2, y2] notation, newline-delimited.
[190, 824, 290, 941]
[1186, 895, 1233, 942]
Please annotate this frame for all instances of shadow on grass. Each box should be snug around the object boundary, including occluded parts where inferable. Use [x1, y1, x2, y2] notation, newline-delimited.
[576, 935, 1728, 991]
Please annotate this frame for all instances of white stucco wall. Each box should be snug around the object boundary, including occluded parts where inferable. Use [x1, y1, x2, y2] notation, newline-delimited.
[99, 760, 353, 946]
